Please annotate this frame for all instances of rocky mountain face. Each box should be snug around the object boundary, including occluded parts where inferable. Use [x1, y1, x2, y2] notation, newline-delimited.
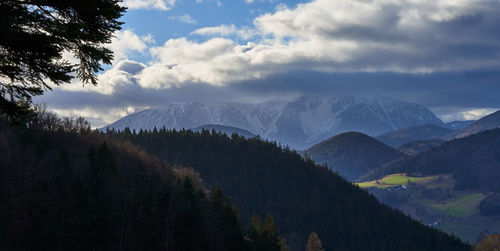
[444, 110, 500, 140]
[105, 96, 445, 149]
[304, 132, 405, 181]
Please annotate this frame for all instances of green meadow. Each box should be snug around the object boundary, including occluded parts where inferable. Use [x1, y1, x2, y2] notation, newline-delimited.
[356, 173, 440, 188]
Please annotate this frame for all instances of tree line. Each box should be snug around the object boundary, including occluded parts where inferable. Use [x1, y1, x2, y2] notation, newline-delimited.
[108, 127, 470, 251]
[0, 118, 287, 251]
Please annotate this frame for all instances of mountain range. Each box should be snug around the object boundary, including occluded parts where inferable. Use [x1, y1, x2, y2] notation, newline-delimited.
[105, 96, 445, 149]
[444, 110, 500, 140]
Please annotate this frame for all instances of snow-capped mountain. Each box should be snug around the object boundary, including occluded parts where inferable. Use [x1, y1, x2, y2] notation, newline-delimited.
[104, 96, 444, 149]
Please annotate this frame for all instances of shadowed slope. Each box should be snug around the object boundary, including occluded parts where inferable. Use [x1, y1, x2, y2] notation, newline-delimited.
[305, 132, 405, 181]
[376, 124, 453, 147]
[117, 128, 470, 251]
[444, 110, 500, 140]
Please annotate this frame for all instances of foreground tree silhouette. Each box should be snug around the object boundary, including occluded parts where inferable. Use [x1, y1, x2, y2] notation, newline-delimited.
[0, 0, 126, 120]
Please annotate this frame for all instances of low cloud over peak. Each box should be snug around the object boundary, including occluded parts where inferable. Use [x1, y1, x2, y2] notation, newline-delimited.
[37, 0, 500, 127]
[116, 0, 500, 90]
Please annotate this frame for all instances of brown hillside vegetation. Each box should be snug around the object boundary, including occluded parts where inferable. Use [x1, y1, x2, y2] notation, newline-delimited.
[0, 117, 284, 251]
[475, 234, 500, 251]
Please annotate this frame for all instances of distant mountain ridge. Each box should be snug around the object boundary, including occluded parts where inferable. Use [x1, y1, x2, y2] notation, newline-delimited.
[105, 96, 445, 149]
[444, 110, 500, 140]
[376, 124, 453, 147]
[305, 132, 405, 181]
[445, 120, 475, 130]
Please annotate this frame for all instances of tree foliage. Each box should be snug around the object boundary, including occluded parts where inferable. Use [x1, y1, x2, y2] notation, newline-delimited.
[306, 232, 324, 251]
[474, 234, 500, 251]
[0, 121, 286, 250]
[362, 128, 500, 192]
[0, 0, 125, 119]
[249, 214, 288, 251]
[111, 128, 471, 251]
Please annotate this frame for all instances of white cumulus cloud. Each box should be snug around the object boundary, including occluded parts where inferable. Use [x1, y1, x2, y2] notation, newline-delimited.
[191, 24, 258, 39]
[42, 0, 500, 128]
[62, 0, 500, 94]
[122, 0, 178, 10]
[169, 14, 197, 24]
[123, 0, 500, 90]
[107, 30, 153, 63]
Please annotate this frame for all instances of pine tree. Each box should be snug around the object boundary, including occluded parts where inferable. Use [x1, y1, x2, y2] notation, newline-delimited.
[249, 213, 263, 248]
[306, 232, 324, 251]
[0, 0, 125, 119]
[248, 214, 287, 251]
[176, 176, 204, 251]
[210, 186, 247, 250]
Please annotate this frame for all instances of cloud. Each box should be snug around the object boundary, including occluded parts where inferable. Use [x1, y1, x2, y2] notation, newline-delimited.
[191, 24, 238, 36]
[191, 24, 258, 39]
[169, 14, 197, 24]
[125, 0, 500, 90]
[39, 64, 500, 127]
[244, 0, 277, 3]
[57, 60, 146, 95]
[122, 0, 178, 10]
[38, 0, 500, 127]
[438, 108, 498, 122]
[107, 30, 153, 63]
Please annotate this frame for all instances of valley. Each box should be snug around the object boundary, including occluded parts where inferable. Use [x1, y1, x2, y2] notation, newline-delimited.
[3, 0, 500, 249]
[103, 96, 500, 246]
[358, 173, 500, 242]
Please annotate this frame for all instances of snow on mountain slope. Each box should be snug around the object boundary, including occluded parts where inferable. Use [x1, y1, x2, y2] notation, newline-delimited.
[104, 96, 444, 149]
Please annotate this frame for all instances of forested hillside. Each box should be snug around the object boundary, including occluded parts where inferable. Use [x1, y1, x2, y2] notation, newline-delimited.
[0, 119, 286, 251]
[397, 139, 444, 155]
[113, 128, 470, 251]
[362, 128, 500, 192]
[304, 132, 405, 181]
[376, 124, 453, 147]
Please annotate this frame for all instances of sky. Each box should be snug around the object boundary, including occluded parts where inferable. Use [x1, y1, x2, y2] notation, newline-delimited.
[36, 0, 500, 127]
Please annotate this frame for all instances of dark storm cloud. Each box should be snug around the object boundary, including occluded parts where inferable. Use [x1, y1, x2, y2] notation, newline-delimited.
[230, 70, 500, 109]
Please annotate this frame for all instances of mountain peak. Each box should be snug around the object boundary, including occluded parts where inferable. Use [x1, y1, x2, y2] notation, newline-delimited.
[104, 96, 444, 149]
